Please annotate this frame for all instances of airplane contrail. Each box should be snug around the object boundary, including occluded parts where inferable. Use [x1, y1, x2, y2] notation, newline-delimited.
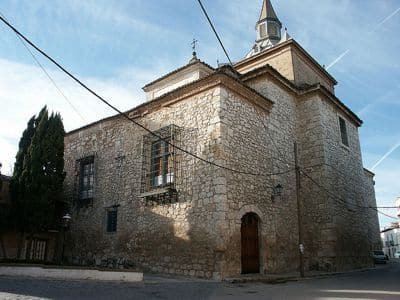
[326, 6, 400, 70]
[371, 141, 400, 171]
[326, 49, 349, 70]
[370, 7, 400, 33]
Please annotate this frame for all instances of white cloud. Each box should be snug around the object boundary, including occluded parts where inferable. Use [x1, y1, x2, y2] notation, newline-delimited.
[66, 0, 184, 39]
[0, 57, 167, 176]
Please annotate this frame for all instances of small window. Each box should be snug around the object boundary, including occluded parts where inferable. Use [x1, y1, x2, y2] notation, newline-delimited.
[259, 23, 267, 38]
[339, 117, 349, 146]
[268, 24, 279, 37]
[106, 207, 118, 233]
[25, 238, 47, 261]
[79, 156, 94, 200]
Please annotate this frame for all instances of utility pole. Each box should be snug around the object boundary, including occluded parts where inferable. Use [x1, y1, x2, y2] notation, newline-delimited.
[294, 142, 305, 277]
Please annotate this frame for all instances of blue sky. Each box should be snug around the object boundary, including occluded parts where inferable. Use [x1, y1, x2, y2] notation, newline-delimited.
[0, 0, 399, 228]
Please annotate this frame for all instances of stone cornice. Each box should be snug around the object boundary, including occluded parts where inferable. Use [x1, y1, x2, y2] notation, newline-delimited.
[132, 71, 274, 117]
[299, 84, 363, 127]
[240, 64, 298, 95]
[241, 64, 362, 127]
[235, 39, 337, 86]
[142, 59, 214, 91]
[363, 168, 375, 178]
[66, 71, 274, 136]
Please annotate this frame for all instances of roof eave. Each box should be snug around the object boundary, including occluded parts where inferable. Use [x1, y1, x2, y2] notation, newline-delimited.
[67, 70, 274, 136]
[142, 60, 215, 91]
[235, 39, 338, 86]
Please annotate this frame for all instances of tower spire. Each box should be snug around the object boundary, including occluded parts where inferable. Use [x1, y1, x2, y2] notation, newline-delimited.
[259, 0, 279, 22]
[256, 0, 282, 43]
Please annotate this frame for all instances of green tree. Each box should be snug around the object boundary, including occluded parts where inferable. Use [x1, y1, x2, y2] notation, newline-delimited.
[10, 106, 66, 259]
[0, 162, 7, 259]
[9, 115, 36, 258]
[0, 162, 2, 190]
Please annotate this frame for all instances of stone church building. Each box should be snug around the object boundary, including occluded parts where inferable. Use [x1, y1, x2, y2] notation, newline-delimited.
[64, 0, 381, 279]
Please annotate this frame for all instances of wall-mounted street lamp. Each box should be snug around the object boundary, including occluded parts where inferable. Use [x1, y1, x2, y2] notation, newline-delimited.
[61, 213, 72, 265]
[62, 213, 71, 227]
[271, 184, 283, 202]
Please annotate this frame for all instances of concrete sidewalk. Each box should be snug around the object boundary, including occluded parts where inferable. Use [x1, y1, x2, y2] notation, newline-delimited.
[224, 267, 377, 284]
[0, 265, 143, 282]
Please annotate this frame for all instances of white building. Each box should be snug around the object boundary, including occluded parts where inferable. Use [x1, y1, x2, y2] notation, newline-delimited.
[381, 221, 400, 258]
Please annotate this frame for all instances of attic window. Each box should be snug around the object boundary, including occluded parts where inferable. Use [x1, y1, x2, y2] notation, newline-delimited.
[339, 117, 349, 147]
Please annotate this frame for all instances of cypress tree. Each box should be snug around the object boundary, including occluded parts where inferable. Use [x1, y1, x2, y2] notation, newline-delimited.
[10, 106, 66, 259]
[0, 162, 6, 259]
[0, 162, 2, 190]
[10, 115, 36, 258]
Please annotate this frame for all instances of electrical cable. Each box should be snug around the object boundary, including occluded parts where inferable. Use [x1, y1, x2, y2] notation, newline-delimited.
[194, 1, 397, 221]
[0, 14, 292, 180]
[0, 12, 86, 123]
[371, 208, 398, 220]
[196, 0, 233, 65]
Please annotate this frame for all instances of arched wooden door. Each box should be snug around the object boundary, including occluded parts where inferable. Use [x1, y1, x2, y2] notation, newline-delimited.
[241, 213, 260, 274]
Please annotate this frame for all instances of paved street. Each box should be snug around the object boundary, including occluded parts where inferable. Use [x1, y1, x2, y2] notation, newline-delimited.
[1, 261, 400, 300]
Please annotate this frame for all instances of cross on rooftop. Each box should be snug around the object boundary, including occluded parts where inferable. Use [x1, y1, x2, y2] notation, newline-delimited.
[191, 38, 198, 57]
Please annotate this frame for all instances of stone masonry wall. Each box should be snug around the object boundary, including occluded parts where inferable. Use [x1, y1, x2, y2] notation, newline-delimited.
[64, 65, 380, 278]
[245, 75, 379, 272]
[232, 76, 300, 275]
[291, 51, 334, 93]
[295, 94, 336, 271]
[64, 87, 228, 279]
[314, 96, 377, 270]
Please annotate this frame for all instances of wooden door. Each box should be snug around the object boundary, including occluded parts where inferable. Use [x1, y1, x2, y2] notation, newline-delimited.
[241, 213, 260, 274]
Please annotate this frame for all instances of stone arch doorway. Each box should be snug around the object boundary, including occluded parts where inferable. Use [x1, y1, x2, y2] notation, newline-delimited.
[241, 212, 260, 274]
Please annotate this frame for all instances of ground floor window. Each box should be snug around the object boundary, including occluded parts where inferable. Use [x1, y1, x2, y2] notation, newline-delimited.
[25, 238, 47, 261]
[106, 207, 118, 233]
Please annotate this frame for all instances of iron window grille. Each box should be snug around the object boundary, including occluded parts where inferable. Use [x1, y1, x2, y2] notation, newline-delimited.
[151, 138, 174, 188]
[77, 156, 95, 205]
[141, 125, 180, 203]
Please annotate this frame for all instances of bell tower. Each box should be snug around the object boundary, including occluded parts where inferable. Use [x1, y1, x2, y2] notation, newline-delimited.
[247, 0, 283, 58]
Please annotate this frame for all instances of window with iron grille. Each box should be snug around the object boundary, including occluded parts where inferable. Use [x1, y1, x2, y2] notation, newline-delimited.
[79, 156, 94, 200]
[141, 125, 178, 196]
[106, 207, 118, 233]
[151, 138, 174, 187]
[339, 117, 349, 147]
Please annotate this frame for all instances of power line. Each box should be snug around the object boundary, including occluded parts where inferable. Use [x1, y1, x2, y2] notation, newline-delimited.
[254, 109, 371, 213]
[196, 0, 233, 65]
[370, 206, 399, 209]
[194, 0, 396, 230]
[0, 12, 86, 123]
[300, 168, 399, 220]
[195, 0, 386, 215]
[372, 208, 398, 220]
[0, 14, 292, 181]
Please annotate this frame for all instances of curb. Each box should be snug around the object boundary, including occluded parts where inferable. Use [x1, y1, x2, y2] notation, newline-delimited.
[0, 266, 143, 282]
[224, 267, 378, 284]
